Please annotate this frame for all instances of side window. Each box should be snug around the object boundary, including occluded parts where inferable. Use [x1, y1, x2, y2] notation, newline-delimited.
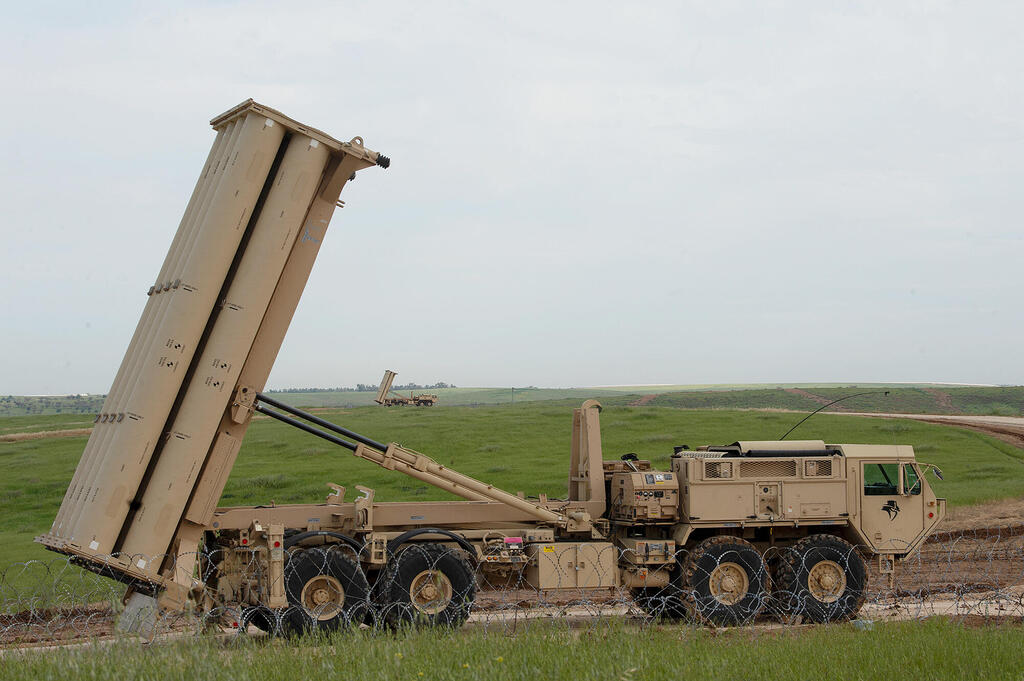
[863, 463, 899, 496]
[903, 464, 922, 495]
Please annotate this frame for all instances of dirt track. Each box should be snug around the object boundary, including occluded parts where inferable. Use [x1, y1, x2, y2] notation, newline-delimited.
[838, 412, 1024, 449]
[0, 428, 93, 443]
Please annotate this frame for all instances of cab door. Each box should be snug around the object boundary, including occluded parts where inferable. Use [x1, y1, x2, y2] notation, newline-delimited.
[859, 461, 926, 554]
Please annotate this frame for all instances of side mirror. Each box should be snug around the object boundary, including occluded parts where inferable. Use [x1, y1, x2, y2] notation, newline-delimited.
[920, 462, 944, 481]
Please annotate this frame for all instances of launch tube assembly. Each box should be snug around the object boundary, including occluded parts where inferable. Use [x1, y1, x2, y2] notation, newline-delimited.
[37, 99, 948, 633]
[38, 100, 388, 572]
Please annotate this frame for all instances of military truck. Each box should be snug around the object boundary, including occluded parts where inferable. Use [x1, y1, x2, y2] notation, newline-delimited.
[36, 101, 945, 633]
[374, 370, 438, 407]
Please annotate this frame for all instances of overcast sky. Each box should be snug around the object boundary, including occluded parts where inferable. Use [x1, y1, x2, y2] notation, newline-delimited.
[1, 2, 1021, 395]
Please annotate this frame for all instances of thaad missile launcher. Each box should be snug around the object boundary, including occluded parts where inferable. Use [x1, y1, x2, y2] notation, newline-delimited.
[38, 101, 946, 632]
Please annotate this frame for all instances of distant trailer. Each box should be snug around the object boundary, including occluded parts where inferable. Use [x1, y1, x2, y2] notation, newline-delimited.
[374, 369, 438, 406]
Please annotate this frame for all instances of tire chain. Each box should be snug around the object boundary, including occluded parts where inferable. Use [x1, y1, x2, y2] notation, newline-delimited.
[2, 532, 1023, 643]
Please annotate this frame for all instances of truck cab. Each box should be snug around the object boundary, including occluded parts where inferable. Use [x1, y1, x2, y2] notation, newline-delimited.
[840, 445, 946, 556]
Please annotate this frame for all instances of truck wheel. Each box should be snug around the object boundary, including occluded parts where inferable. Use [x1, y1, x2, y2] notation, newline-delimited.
[239, 605, 279, 636]
[382, 543, 476, 628]
[282, 547, 369, 635]
[681, 536, 768, 625]
[772, 534, 867, 623]
[630, 580, 688, 620]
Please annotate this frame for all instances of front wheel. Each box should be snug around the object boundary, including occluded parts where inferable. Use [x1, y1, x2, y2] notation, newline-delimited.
[772, 534, 867, 623]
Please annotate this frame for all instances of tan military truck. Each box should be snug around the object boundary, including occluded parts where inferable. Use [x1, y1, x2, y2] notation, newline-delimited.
[183, 398, 944, 631]
[35, 100, 945, 634]
[374, 370, 439, 407]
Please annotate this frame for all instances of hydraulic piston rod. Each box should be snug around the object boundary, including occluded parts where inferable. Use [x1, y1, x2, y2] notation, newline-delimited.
[255, 392, 387, 451]
[254, 403, 358, 452]
[252, 394, 575, 527]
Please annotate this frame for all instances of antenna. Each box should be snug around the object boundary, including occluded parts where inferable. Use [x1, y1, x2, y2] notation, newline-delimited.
[779, 390, 890, 440]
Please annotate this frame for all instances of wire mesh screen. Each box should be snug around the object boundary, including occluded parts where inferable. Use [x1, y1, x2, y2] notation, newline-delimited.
[739, 460, 798, 478]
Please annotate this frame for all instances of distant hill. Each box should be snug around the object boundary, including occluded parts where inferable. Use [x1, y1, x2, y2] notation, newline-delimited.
[637, 385, 1024, 417]
[2, 384, 1019, 417]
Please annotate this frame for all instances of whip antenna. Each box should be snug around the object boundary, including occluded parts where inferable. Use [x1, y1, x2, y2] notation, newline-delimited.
[779, 390, 890, 440]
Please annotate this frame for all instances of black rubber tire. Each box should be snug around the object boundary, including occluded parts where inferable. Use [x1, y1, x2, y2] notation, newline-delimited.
[772, 534, 867, 623]
[239, 605, 279, 636]
[381, 543, 476, 628]
[680, 536, 768, 625]
[630, 581, 688, 620]
[281, 547, 369, 635]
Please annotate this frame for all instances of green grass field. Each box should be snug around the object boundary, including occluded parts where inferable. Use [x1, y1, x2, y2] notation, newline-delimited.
[2, 402, 1023, 569]
[230, 384, 1024, 415]
[4, 618, 1024, 680]
[2, 404, 1024, 676]
[6, 384, 1021, 414]
[0, 414, 96, 435]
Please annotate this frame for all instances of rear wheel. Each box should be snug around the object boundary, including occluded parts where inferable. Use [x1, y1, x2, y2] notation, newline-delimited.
[382, 543, 476, 628]
[282, 547, 369, 634]
[681, 536, 768, 625]
[772, 534, 867, 623]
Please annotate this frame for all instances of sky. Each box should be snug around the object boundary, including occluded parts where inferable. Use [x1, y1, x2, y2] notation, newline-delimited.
[0, 1, 1021, 394]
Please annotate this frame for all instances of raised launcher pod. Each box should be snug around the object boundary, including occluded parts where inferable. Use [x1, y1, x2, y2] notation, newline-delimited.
[36, 100, 388, 586]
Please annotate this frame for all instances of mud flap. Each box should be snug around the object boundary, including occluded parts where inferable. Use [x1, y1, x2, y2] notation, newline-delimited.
[117, 591, 158, 639]
[878, 553, 896, 589]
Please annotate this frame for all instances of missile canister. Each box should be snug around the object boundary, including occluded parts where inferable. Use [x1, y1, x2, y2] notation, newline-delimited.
[39, 101, 386, 576]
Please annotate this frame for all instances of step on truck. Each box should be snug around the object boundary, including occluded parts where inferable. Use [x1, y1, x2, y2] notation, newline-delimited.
[36, 101, 946, 633]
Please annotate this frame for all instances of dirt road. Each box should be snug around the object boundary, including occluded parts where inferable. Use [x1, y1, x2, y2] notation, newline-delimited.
[837, 412, 1024, 449]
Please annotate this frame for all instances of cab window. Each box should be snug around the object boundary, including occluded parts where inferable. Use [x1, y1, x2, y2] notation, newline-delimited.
[863, 463, 899, 495]
[903, 464, 922, 495]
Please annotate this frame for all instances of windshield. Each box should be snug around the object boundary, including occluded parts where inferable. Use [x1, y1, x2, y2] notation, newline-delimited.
[863, 463, 899, 496]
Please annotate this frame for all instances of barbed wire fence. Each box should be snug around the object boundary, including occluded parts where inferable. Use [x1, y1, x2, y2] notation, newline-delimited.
[2, 527, 1022, 647]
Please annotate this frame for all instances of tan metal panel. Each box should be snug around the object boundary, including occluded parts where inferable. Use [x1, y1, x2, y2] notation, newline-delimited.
[734, 440, 826, 452]
[685, 482, 755, 521]
[525, 543, 576, 589]
[120, 135, 330, 561]
[783, 480, 848, 518]
[575, 542, 618, 588]
[67, 112, 286, 552]
[182, 431, 242, 526]
[172, 153, 371, 538]
[51, 122, 239, 539]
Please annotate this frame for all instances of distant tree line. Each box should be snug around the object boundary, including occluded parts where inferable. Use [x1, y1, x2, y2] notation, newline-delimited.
[0, 394, 106, 416]
[266, 381, 456, 394]
[0, 382, 463, 416]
